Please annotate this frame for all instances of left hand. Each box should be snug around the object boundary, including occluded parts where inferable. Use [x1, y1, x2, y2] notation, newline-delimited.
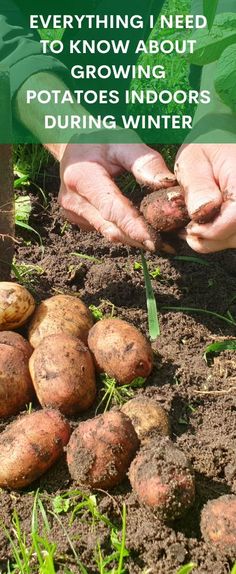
[58, 141, 176, 250]
[175, 142, 236, 253]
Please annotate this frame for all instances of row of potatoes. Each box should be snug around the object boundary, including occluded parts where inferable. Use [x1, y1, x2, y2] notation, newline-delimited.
[0, 282, 235, 552]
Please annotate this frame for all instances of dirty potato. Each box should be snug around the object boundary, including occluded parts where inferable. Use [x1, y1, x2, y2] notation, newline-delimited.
[0, 343, 34, 418]
[67, 411, 139, 489]
[88, 318, 153, 385]
[129, 437, 195, 520]
[28, 294, 93, 348]
[201, 495, 236, 553]
[0, 282, 35, 330]
[121, 398, 170, 443]
[29, 334, 96, 416]
[0, 409, 71, 489]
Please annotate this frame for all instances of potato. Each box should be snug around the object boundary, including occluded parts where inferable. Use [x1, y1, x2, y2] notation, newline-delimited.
[0, 409, 71, 489]
[0, 282, 35, 330]
[0, 343, 34, 418]
[201, 495, 236, 552]
[29, 334, 96, 416]
[129, 437, 195, 520]
[140, 186, 189, 232]
[121, 398, 170, 443]
[0, 331, 33, 360]
[67, 411, 139, 489]
[88, 318, 153, 385]
[28, 294, 93, 348]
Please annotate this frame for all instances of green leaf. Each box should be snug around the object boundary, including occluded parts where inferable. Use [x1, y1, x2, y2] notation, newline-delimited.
[174, 256, 209, 266]
[204, 340, 236, 361]
[189, 13, 236, 66]
[15, 195, 32, 224]
[203, 0, 219, 30]
[176, 563, 197, 574]
[53, 495, 70, 515]
[231, 563, 236, 574]
[141, 252, 160, 341]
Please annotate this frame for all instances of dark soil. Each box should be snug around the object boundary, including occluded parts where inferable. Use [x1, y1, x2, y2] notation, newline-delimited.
[1, 163, 236, 573]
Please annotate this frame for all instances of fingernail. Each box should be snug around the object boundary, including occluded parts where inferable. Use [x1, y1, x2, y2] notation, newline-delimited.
[143, 239, 155, 251]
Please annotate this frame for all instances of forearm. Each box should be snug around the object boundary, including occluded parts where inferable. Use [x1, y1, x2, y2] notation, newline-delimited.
[15, 72, 90, 160]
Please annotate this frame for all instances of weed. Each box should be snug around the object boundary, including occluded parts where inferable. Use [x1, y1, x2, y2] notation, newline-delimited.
[141, 252, 160, 341]
[96, 373, 146, 413]
[95, 505, 128, 574]
[204, 340, 236, 362]
[162, 306, 236, 328]
[1, 491, 58, 574]
[11, 260, 44, 283]
[89, 304, 105, 321]
[89, 300, 116, 321]
[70, 252, 101, 264]
[14, 194, 43, 247]
[176, 564, 197, 574]
[174, 255, 209, 267]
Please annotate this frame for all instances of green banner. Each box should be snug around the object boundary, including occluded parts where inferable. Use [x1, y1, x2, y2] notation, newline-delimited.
[0, 0, 236, 143]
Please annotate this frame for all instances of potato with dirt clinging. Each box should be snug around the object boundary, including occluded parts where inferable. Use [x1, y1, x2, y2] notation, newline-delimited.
[0, 282, 35, 330]
[0, 342, 34, 418]
[121, 398, 170, 443]
[29, 333, 96, 416]
[129, 437, 195, 520]
[140, 186, 190, 233]
[67, 411, 140, 489]
[201, 495, 236, 552]
[0, 409, 71, 489]
[88, 318, 153, 385]
[0, 331, 33, 360]
[28, 294, 93, 348]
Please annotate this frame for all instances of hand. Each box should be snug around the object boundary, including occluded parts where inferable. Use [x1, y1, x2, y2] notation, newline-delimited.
[58, 142, 176, 250]
[175, 142, 236, 253]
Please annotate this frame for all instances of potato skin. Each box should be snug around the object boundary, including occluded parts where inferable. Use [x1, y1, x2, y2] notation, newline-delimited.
[29, 334, 97, 416]
[0, 331, 33, 360]
[0, 344, 34, 418]
[88, 319, 153, 385]
[201, 495, 236, 552]
[0, 410, 71, 489]
[28, 294, 93, 348]
[140, 187, 189, 233]
[67, 411, 140, 489]
[0, 282, 35, 330]
[129, 438, 195, 520]
[121, 398, 170, 443]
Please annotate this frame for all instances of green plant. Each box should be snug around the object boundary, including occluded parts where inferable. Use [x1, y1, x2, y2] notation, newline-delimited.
[11, 260, 44, 283]
[141, 252, 160, 341]
[15, 194, 42, 246]
[70, 252, 101, 264]
[204, 339, 236, 362]
[96, 373, 146, 413]
[176, 564, 197, 574]
[162, 305, 236, 328]
[203, 0, 219, 30]
[95, 504, 128, 574]
[174, 255, 209, 266]
[89, 304, 105, 321]
[1, 491, 58, 574]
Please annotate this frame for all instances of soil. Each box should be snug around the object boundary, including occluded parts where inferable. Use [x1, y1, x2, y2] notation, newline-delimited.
[1, 162, 236, 573]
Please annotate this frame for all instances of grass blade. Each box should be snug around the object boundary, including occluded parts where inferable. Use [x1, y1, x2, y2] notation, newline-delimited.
[162, 306, 236, 328]
[174, 256, 209, 266]
[141, 252, 160, 340]
[176, 564, 197, 574]
[204, 340, 236, 361]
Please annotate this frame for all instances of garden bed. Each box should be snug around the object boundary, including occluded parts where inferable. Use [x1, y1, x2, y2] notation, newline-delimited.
[1, 163, 236, 574]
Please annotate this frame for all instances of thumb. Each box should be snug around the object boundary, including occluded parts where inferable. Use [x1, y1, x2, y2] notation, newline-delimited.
[175, 144, 222, 223]
[112, 143, 176, 189]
